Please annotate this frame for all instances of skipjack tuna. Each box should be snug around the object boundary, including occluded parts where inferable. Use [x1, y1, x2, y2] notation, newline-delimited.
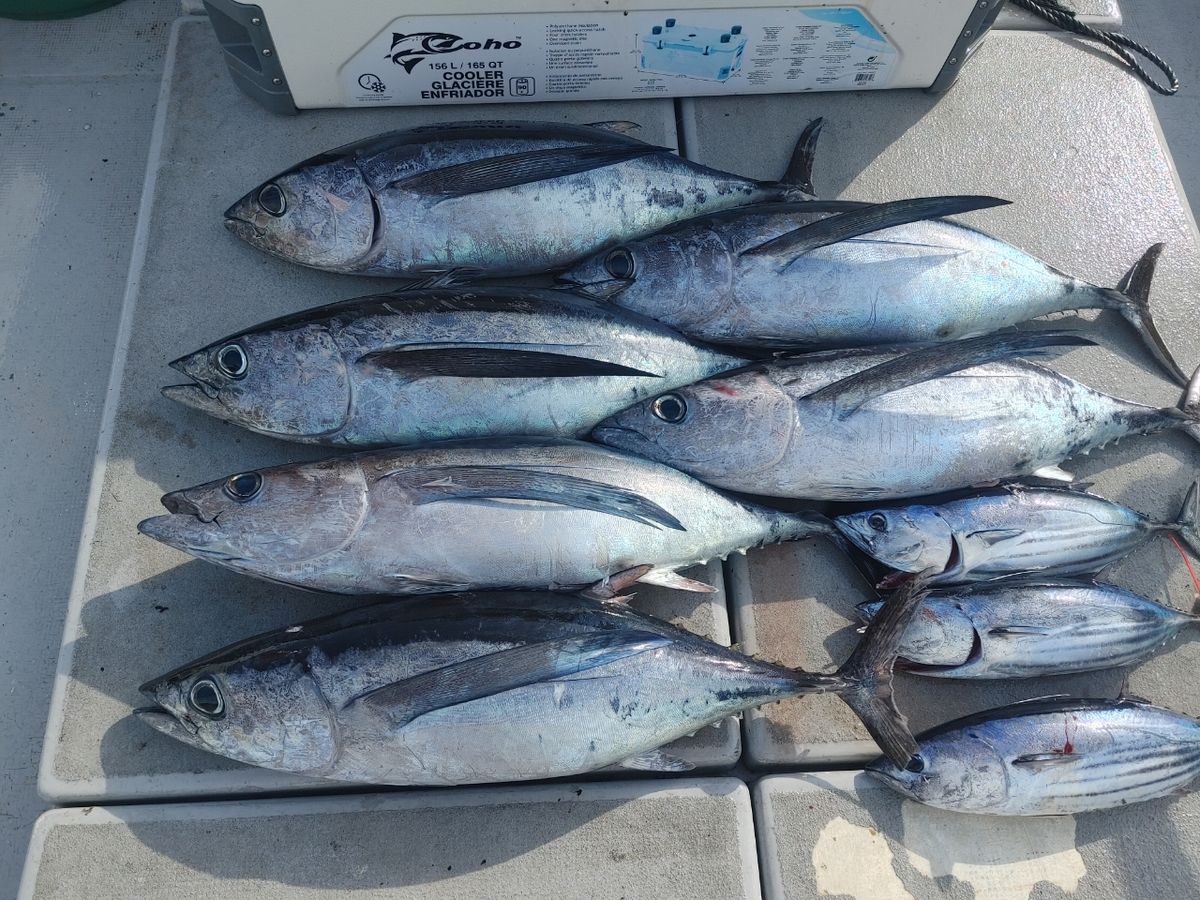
[162, 286, 745, 447]
[136, 439, 832, 596]
[136, 585, 924, 784]
[857, 580, 1199, 678]
[592, 331, 1200, 500]
[223, 119, 823, 278]
[868, 697, 1200, 815]
[836, 482, 1200, 586]
[561, 198, 1186, 385]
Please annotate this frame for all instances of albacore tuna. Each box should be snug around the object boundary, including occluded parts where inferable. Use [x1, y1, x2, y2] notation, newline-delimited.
[136, 439, 832, 595]
[560, 199, 1188, 385]
[135, 585, 924, 784]
[223, 119, 822, 277]
[592, 331, 1200, 500]
[857, 580, 1199, 678]
[869, 697, 1200, 815]
[836, 482, 1200, 585]
[162, 286, 746, 447]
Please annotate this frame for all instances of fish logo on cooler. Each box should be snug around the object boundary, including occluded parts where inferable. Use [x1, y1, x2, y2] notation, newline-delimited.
[386, 32, 523, 73]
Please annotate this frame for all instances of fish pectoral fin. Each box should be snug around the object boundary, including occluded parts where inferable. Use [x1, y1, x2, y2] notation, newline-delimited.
[636, 567, 718, 593]
[1031, 464, 1075, 482]
[965, 528, 1025, 547]
[580, 565, 654, 602]
[359, 346, 661, 379]
[585, 120, 641, 134]
[1011, 752, 1084, 769]
[382, 465, 686, 531]
[987, 625, 1052, 637]
[388, 143, 672, 198]
[802, 331, 1095, 419]
[385, 272, 468, 292]
[345, 631, 672, 728]
[618, 749, 695, 772]
[738, 196, 1010, 267]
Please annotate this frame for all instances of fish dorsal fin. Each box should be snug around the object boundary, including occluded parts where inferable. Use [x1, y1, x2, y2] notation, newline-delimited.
[344, 631, 671, 728]
[619, 748, 695, 772]
[360, 345, 661, 379]
[381, 464, 686, 531]
[779, 117, 824, 196]
[1012, 752, 1083, 769]
[586, 120, 641, 135]
[802, 331, 1095, 420]
[739, 196, 1010, 267]
[388, 143, 671, 198]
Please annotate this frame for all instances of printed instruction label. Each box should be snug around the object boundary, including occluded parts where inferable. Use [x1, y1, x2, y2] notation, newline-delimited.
[340, 7, 897, 105]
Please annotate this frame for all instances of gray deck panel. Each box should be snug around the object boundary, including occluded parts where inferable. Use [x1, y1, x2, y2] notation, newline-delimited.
[19, 779, 759, 899]
[995, 0, 1121, 28]
[38, 17, 736, 804]
[754, 772, 1200, 899]
[683, 30, 1200, 767]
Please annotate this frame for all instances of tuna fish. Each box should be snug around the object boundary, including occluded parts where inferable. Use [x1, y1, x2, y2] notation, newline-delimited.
[135, 585, 924, 784]
[161, 286, 745, 446]
[857, 580, 1199, 678]
[223, 119, 822, 278]
[136, 439, 831, 595]
[868, 697, 1200, 815]
[560, 199, 1187, 385]
[836, 482, 1200, 586]
[591, 331, 1200, 500]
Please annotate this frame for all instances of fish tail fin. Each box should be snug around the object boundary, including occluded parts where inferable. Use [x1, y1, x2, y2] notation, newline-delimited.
[829, 575, 926, 769]
[775, 508, 836, 542]
[777, 117, 823, 198]
[1172, 480, 1200, 560]
[1098, 243, 1189, 387]
[1167, 363, 1200, 447]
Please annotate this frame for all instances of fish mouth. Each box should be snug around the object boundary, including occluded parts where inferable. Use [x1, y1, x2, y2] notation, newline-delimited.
[137, 510, 238, 561]
[863, 765, 909, 790]
[167, 355, 221, 396]
[589, 424, 659, 457]
[557, 275, 631, 300]
[223, 212, 265, 239]
[159, 490, 204, 518]
[133, 707, 205, 744]
[162, 383, 227, 418]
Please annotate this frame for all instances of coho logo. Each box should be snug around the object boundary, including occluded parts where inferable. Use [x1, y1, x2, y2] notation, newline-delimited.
[386, 32, 523, 73]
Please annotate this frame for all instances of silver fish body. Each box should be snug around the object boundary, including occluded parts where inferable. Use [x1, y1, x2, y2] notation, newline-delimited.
[837, 484, 1199, 585]
[560, 202, 1185, 384]
[224, 120, 817, 278]
[162, 286, 746, 446]
[869, 698, 1200, 815]
[592, 333, 1200, 500]
[136, 439, 830, 595]
[136, 588, 921, 785]
[858, 581, 1197, 678]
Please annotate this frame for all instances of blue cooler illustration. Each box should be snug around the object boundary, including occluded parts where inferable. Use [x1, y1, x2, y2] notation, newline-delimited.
[640, 19, 746, 82]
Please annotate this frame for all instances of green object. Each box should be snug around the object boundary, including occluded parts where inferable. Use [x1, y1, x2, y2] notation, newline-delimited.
[0, 0, 125, 19]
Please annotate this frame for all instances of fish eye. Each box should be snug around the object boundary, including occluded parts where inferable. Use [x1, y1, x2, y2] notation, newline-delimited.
[188, 678, 225, 718]
[224, 471, 263, 502]
[604, 247, 635, 280]
[867, 513, 888, 533]
[906, 753, 926, 774]
[215, 343, 248, 379]
[652, 393, 687, 424]
[257, 183, 287, 217]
